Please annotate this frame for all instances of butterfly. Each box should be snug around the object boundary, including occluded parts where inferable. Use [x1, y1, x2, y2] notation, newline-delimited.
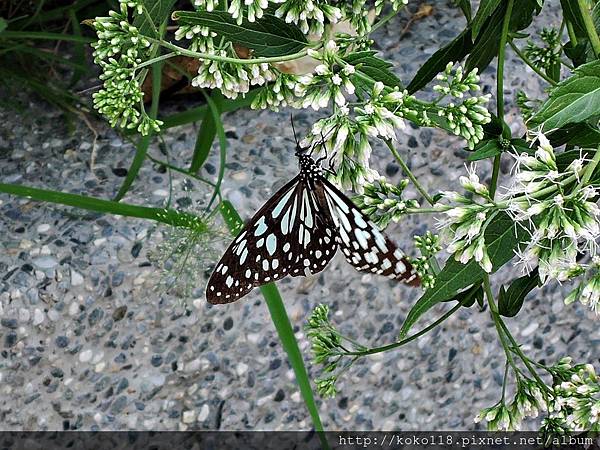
[206, 139, 419, 304]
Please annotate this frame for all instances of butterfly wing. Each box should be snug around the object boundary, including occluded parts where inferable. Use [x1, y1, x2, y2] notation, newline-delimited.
[318, 177, 419, 285]
[206, 177, 337, 304]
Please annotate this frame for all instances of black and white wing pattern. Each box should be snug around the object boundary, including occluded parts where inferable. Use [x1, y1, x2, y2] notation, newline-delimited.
[206, 177, 337, 304]
[318, 177, 419, 286]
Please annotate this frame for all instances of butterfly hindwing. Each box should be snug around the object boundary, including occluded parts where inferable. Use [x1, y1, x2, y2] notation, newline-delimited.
[206, 177, 337, 304]
[319, 177, 419, 285]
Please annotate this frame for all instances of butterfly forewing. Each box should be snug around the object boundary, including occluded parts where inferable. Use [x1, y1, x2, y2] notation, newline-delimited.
[206, 177, 337, 304]
[319, 178, 419, 285]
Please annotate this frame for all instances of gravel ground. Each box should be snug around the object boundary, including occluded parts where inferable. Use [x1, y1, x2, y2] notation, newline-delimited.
[1, 0, 598, 432]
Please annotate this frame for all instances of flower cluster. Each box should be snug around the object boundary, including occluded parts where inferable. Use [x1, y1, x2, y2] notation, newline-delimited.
[355, 82, 421, 140]
[250, 72, 300, 110]
[434, 63, 491, 149]
[174, 24, 216, 53]
[411, 232, 441, 289]
[565, 258, 600, 315]
[91, 1, 162, 135]
[353, 177, 419, 228]
[474, 378, 547, 430]
[274, 0, 342, 35]
[437, 164, 494, 273]
[503, 135, 600, 282]
[305, 304, 344, 398]
[295, 41, 356, 110]
[546, 358, 600, 431]
[191, 51, 276, 99]
[524, 28, 561, 73]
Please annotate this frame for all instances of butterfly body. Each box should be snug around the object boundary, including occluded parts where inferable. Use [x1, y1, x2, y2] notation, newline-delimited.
[206, 148, 418, 304]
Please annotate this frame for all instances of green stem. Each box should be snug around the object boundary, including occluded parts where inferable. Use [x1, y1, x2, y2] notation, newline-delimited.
[370, 7, 404, 34]
[483, 275, 521, 377]
[385, 139, 435, 206]
[509, 41, 557, 86]
[135, 51, 178, 70]
[581, 145, 600, 186]
[340, 298, 466, 357]
[489, 0, 514, 198]
[578, 0, 600, 58]
[147, 37, 312, 65]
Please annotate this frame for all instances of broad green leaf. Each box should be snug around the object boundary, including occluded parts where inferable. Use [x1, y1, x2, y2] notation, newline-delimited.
[0, 18, 7, 33]
[173, 10, 307, 57]
[344, 51, 403, 89]
[466, 0, 541, 73]
[530, 60, 600, 131]
[561, 0, 588, 40]
[399, 212, 529, 337]
[407, 29, 473, 93]
[471, 0, 501, 39]
[498, 270, 539, 317]
[467, 140, 502, 161]
[549, 123, 600, 148]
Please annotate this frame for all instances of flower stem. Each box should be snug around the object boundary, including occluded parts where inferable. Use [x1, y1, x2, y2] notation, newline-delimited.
[578, 0, 600, 58]
[580, 145, 600, 186]
[339, 299, 465, 357]
[483, 275, 522, 377]
[384, 139, 435, 206]
[489, 0, 514, 198]
[147, 37, 312, 65]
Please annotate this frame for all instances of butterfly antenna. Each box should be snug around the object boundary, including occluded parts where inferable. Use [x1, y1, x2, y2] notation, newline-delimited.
[290, 114, 300, 149]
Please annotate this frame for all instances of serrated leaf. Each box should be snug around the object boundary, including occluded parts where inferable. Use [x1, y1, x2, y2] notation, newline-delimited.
[344, 51, 403, 89]
[498, 270, 539, 317]
[530, 60, 600, 131]
[471, 0, 502, 39]
[467, 140, 502, 161]
[399, 212, 529, 337]
[407, 29, 473, 93]
[173, 10, 307, 57]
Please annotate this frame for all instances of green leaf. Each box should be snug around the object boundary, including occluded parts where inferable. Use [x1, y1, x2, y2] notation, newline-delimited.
[344, 51, 403, 89]
[471, 0, 502, 39]
[190, 90, 223, 173]
[399, 212, 529, 337]
[530, 60, 600, 131]
[407, 29, 473, 93]
[219, 201, 329, 450]
[442, 283, 484, 308]
[561, 0, 588, 40]
[453, 0, 472, 21]
[467, 140, 502, 161]
[548, 123, 600, 148]
[498, 270, 539, 317]
[203, 91, 227, 211]
[173, 10, 307, 57]
[0, 18, 7, 33]
[466, 0, 541, 73]
[0, 183, 202, 228]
